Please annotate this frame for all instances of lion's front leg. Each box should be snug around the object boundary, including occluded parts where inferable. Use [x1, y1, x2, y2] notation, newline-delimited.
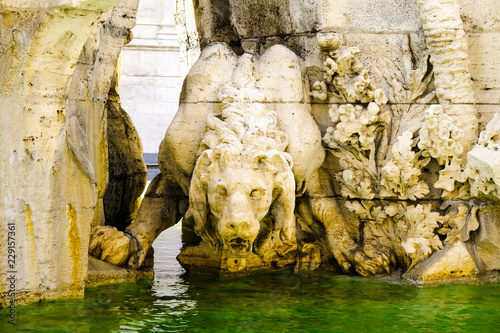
[307, 194, 357, 273]
[352, 241, 395, 276]
[306, 168, 393, 276]
[89, 172, 187, 269]
[89, 225, 139, 266]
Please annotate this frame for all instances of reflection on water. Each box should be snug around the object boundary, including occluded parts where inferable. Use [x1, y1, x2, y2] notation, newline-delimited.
[2, 224, 500, 332]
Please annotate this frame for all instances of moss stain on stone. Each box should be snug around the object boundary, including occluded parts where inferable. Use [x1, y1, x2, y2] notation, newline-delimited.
[67, 203, 82, 290]
[59, 0, 123, 13]
[24, 203, 40, 290]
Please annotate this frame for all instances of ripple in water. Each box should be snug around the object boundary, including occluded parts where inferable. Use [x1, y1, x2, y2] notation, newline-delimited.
[2, 224, 500, 332]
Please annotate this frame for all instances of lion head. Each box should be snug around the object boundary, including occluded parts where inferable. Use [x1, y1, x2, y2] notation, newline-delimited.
[187, 145, 295, 257]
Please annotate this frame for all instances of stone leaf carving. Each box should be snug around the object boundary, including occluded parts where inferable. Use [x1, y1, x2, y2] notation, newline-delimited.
[438, 201, 480, 245]
[323, 102, 390, 200]
[317, 34, 444, 271]
[380, 131, 430, 200]
[363, 202, 444, 270]
[320, 36, 431, 204]
[376, 54, 436, 145]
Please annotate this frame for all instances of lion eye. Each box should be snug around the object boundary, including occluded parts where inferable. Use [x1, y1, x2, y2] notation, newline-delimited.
[217, 187, 227, 197]
[250, 188, 265, 198]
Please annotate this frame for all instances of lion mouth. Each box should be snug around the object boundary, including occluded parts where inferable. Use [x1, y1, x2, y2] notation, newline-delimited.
[227, 237, 252, 255]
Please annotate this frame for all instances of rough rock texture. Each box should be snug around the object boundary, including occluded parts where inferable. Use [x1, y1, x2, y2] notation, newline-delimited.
[104, 78, 147, 231]
[0, 0, 140, 307]
[404, 241, 479, 285]
[85, 256, 153, 288]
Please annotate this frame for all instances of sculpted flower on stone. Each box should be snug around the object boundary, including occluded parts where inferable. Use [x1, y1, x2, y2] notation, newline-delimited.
[418, 105, 464, 165]
[340, 169, 375, 200]
[380, 131, 430, 200]
[316, 35, 448, 272]
[418, 104, 468, 198]
[324, 102, 390, 151]
[319, 40, 390, 203]
[310, 81, 328, 101]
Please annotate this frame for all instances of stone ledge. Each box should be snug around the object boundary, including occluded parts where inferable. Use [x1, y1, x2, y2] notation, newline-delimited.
[85, 256, 153, 288]
[403, 271, 500, 287]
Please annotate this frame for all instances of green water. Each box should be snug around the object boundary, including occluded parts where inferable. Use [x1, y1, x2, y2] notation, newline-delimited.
[3, 227, 500, 332]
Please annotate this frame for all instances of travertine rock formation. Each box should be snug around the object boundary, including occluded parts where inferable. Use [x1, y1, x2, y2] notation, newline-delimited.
[0, 0, 143, 306]
[104, 77, 147, 231]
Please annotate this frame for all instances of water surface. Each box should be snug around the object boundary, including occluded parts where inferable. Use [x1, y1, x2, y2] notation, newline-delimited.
[3, 225, 500, 332]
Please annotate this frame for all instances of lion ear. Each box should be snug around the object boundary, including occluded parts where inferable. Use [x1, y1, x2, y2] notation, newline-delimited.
[270, 154, 296, 243]
[185, 151, 218, 247]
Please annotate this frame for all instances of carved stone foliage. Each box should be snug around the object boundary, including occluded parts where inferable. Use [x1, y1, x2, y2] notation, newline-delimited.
[89, 31, 500, 281]
[312, 34, 443, 269]
[311, 31, 492, 274]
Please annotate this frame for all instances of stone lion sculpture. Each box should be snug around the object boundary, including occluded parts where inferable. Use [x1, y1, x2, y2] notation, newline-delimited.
[90, 43, 391, 276]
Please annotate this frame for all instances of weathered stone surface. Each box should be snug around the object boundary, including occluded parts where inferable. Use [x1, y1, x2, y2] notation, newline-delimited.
[8, 0, 500, 309]
[475, 201, 500, 271]
[104, 80, 147, 231]
[458, 0, 500, 32]
[191, 0, 238, 48]
[89, 172, 187, 268]
[229, 0, 318, 38]
[85, 256, 153, 288]
[88, 0, 500, 284]
[404, 242, 479, 284]
[344, 0, 422, 32]
[0, 0, 140, 307]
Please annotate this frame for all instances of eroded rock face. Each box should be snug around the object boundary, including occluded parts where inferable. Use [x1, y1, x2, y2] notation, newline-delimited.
[104, 83, 147, 231]
[0, 0, 140, 307]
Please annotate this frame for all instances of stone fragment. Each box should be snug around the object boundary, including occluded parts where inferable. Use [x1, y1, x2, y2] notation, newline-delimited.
[475, 202, 500, 271]
[404, 242, 479, 284]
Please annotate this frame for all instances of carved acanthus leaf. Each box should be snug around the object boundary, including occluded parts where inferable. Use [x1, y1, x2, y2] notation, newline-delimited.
[380, 131, 430, 200]
[363, 202, 443, 269]
[438, 201, 480, 245]
[338, 170, 375, 200]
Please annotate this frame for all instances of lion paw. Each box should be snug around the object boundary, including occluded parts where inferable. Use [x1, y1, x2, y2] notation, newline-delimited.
[89, 226, 138, 266]
[352, 242, 394, 277]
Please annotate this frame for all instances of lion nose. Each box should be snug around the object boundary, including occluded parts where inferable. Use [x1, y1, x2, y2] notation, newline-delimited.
[226, 221, 251, 234]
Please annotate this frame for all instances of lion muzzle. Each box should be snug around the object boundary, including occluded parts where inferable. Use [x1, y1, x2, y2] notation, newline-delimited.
[218, 202, 261, 256]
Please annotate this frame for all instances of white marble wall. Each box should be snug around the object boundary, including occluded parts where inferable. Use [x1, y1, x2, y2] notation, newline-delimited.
[120, 0, 183, 154]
